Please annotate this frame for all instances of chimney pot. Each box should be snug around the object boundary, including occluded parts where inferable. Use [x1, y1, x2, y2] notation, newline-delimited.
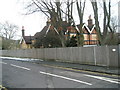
[22, 26, 25, 37]
[88, 15, 93, 26]
[22, 26, 24, 30]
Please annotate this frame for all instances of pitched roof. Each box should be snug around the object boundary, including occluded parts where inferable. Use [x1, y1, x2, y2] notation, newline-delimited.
[34, 26, 49, 39]
[23, 36, 34, 44]
[88, 25, 95, 31]
[67, 26, 77, 33]
[34, 24, 60, 39]
[82, 24, 96, 34]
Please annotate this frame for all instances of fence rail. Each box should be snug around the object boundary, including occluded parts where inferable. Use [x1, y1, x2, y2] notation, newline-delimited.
[1, 45, 120, 68]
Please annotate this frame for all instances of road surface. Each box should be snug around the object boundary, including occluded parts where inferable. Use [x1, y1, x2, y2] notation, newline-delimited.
[0, 57, 119, 88]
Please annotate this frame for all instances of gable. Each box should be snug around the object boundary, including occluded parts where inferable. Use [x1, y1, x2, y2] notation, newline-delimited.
[24, 36, 33, 44]
[19, 37, 25, 44]
[83, 27, 90, 34]
[20, 36, 34, 45]
[82, 24, 96, 34]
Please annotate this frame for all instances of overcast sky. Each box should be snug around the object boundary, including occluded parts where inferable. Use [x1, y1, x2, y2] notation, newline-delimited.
[0, 0, 119, 40]
[0, 0, 47, 39]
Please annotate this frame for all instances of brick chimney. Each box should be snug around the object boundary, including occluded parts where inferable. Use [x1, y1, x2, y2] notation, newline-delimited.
[88, 15, 93, 26]
[22, 26, 25, 37]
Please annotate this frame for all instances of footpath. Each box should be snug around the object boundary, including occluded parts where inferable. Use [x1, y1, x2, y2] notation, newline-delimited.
[1, 57, 119, 76]
[33, 59, 120, 76]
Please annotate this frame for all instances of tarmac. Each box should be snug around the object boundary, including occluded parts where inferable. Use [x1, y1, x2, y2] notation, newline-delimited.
[1, 56, 119, 76]
[32, 59, 120, 76]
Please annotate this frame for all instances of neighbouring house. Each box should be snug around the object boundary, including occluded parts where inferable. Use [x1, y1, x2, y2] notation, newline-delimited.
[20, 26, 35, 49]
[82, 15, 99, 46]
[20, 16, 99, 48]
[34, 20, 62, 48]
[65, 15, 99, 46]
[65, 26, 77, 38]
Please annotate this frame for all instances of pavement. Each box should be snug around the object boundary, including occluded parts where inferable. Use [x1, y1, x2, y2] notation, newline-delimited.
[32, 59, 120, 76]
[1, 57, 120, 76]
[1, 56, 120, 75]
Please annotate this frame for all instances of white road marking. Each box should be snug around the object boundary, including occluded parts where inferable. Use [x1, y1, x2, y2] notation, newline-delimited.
[10, 64, 31, 71]
[39, 71, 92, 85]
[0, 61, 7, 64]
[84, 74, 120, 84]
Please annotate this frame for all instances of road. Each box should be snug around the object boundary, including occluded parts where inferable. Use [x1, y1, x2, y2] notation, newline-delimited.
[0, 57, 119, 88]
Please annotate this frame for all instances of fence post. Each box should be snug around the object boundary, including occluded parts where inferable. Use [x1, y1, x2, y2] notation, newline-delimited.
[106, 45, 110, 68]
[93, 46, 97, 65]
[118, 44, 120, 67]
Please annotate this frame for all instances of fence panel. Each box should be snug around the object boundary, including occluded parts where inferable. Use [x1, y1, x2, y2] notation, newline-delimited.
[80, 47, 95, 65]
[44, 48, 56, 60]
[95, 46, 107, 66]
[56, 48, 68, 62]
[71, 47, 80, 63]
[1, 45, 119, 68]
[36, 49, 44, 59]
[108, 46, 119, 67]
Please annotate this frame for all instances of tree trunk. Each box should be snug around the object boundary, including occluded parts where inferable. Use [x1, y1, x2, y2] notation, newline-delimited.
[76, 0, 86, 46]
[91, 1, 102, 45]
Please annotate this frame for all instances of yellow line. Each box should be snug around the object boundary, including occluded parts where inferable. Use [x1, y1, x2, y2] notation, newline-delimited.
[42, 64, 120, 77]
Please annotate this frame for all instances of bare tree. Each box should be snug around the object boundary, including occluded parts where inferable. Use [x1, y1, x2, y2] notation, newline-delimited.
[24, 0, 68, 47]
[90, 0, 102, 45]
[90, 0, 118, 45]
[0, 21, 19, 40]
[0, 21, 19, 50]
[0, 22, 18, 39]
[24, 0, 87, 47]
[76, 0, 86, 46]
[102, 0, 112, 44]
[110, 16, 118, 32]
